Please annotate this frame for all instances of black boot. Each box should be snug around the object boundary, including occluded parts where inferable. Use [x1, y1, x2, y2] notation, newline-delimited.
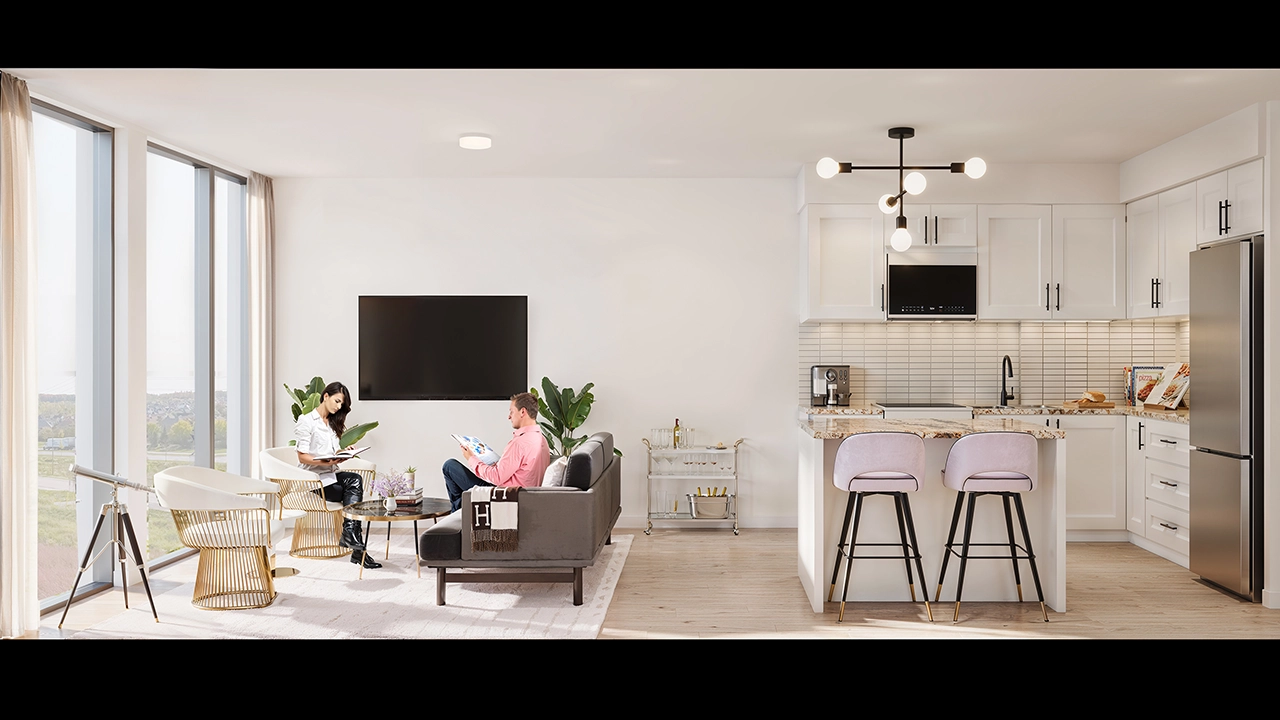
[351, 549, 382, 569]
[339, 519, 367, 553]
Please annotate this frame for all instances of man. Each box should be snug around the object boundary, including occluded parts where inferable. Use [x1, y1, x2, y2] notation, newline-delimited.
[442, 392, 551, 512]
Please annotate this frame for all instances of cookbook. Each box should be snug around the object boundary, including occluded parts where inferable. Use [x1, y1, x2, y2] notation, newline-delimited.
[1145, 363, 1190, 409]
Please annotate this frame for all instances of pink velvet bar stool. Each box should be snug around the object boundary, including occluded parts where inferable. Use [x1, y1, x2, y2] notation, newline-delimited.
[829, 431, 933, 623]
[934, 431, 1048, 624]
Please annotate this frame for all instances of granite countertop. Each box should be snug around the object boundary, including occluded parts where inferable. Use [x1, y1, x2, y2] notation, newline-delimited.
[800, 416, 1066, 440]
[803, 405, 884, 416]
[971, 405, 1190, 424]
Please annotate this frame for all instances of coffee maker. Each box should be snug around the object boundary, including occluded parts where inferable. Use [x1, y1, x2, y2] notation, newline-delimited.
[810, 365, 851, 407]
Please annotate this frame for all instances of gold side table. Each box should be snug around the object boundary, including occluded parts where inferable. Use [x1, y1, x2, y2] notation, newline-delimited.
[341, 498, 453, 579]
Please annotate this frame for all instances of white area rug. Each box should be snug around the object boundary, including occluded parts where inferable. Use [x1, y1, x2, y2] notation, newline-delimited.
[72, 532, 631, 639]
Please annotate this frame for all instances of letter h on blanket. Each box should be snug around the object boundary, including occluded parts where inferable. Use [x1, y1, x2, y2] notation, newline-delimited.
[469, 486, 519, 552]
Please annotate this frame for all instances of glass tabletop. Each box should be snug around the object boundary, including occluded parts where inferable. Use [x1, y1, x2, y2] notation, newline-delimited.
[342, 498, 453, 521]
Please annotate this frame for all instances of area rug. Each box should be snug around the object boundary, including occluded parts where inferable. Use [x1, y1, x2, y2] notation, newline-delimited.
[71, 532, 631, 639]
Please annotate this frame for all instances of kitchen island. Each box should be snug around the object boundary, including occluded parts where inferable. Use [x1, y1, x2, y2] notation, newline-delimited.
[797, 416, 1067, 614]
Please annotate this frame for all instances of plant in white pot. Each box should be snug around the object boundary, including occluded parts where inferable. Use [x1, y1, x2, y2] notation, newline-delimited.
[404, 465, 416, 485]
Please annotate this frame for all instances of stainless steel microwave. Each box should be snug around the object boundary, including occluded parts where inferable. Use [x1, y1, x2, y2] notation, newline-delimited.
[885, 252, 977, 320]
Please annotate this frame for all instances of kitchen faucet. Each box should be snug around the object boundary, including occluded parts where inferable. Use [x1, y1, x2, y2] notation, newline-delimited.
[1000, 355, 1015, 406]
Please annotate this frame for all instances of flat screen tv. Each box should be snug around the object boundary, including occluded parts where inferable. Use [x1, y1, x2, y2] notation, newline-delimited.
[358, 295, 527, 401]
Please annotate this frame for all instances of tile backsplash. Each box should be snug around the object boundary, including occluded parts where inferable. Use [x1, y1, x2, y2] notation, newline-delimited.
[799, 318, 1189, 407]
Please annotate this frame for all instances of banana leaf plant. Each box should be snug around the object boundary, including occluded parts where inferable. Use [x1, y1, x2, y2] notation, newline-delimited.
[529, 376, 622, 459]
[284, 375, 379, 448]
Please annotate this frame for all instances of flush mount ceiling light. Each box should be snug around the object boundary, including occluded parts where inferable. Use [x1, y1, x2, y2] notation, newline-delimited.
[817, 127, 985, 252]
[459, 134, 492, 150]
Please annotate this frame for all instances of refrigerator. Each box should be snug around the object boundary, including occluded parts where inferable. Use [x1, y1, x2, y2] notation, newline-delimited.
[1189, 236, 1264, 602]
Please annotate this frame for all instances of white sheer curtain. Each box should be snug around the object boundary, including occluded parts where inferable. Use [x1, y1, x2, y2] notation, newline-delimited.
[0, 71, 39, 638]
[248, 172, 275, 476]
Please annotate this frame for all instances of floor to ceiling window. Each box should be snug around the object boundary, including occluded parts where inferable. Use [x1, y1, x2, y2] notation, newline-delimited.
[32, 101, 112, 605]
[146, 145, 248, 560]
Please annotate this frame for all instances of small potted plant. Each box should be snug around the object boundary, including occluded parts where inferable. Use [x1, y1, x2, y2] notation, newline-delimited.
[404, 466, 416, 485]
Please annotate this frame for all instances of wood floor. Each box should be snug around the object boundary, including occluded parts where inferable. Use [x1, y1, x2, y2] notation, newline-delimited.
[40, 529, 1280, 639]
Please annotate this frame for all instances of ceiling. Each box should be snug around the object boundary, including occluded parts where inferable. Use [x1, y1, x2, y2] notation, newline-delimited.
[8, 68, 1280, 179]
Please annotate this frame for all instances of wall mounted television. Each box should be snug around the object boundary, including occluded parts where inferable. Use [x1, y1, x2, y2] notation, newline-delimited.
[358, 295, 527, 401]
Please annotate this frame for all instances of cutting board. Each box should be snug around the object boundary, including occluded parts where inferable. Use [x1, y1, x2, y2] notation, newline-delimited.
[1062, 400, 1116, 409]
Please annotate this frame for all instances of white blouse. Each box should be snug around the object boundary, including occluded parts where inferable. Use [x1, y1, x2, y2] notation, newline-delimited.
[294, 409, 339, 487]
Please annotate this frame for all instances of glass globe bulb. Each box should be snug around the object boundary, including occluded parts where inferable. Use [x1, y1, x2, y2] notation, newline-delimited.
[965, 157, 987, 179]
[904, 171, 927, 195]
[890, 227, 913, 252]
[816, 157, 839, 179]
[878, 193, 898, 214]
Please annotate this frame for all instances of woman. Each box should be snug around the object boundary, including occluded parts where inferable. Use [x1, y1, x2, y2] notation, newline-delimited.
[294, 381, 381, 569]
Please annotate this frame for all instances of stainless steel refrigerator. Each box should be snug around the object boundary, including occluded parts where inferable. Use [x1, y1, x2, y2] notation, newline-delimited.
[1189, 235, 1264, 602]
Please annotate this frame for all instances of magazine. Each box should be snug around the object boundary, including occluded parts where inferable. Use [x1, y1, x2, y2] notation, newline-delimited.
[311, 446, 370, 462]
[450, 434, 500, 465]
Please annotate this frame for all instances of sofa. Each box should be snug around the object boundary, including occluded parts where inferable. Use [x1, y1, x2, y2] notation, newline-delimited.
[418, 431, 621, 606]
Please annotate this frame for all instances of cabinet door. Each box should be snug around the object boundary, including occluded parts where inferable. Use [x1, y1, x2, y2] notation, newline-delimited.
[1052, 204, 1126, 320]
[881, 204, 929, 250]
[1226, 158, 1263, 240]
[1060, 415, 1127, 531]
[1126, 417, 1146, 535]
[1196, 170, 1229, 245]
[930, 204, 978, 247]
[1158, 182, 1197, 316]
[803, 204, 886, 321]
[1127, 195, 1160, 319]
[977, 205, 1053, 320]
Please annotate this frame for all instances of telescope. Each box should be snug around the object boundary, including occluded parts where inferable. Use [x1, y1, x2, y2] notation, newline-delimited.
[58, 464, 159, 629]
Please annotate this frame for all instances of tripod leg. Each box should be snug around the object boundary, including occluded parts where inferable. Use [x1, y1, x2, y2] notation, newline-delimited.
[58, 506, 111, 629]
[117, 510, 129, 609]
[121, 510, 159, 623]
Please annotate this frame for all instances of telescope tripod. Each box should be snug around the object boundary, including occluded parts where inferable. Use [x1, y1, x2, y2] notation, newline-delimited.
[58, 482, 158, 629]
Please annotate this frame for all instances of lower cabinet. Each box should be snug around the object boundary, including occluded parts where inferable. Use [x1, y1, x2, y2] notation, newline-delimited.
[1028, 414, 1127, 534]
[1125, 416, 1191, 567]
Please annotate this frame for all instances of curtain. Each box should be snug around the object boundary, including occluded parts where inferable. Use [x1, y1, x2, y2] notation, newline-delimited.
[248, 172, 275, 477]
[0, 71, 39, 638]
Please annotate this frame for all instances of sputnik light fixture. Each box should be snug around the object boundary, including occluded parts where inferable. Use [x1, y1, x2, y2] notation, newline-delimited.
[816, 127, 986, 251]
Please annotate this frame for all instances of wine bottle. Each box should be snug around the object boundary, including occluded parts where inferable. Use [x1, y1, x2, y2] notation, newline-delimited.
[672, 418, 682, 449]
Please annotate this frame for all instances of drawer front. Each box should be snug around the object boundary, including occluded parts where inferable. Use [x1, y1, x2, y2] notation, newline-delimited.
[1146, 422, 1190, 467]
[1145, 500, 1190, 556]
[1145, 457, 1190, 512]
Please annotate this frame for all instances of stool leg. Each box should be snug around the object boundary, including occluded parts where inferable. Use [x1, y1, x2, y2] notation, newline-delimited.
[1013, 493, 1049, 622]
[829, 491, 857, 603]
[838, 492, 864, 623]
[891, 493, 916, 601]
[935, 492, 965, 602]
[900, 494, 933, 622]
[1001, 494, 1024, 602]
[953, 492, 978, 624]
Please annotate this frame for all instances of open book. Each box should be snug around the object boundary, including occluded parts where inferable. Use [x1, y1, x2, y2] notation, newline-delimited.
[311, 446, 370, 462]
[451, 434, 500, 465]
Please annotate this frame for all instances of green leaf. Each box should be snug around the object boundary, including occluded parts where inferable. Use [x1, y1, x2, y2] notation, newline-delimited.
[307, 376, 325, 396]
[541, 377, 563, 422]
[341, 421, 379, 448]
[560, 387, 574, 428]
[613, 447, 623, 457]
[288, 439, 297, 446]
[303, 392, 321, 414]
[291, 405, 301, 422]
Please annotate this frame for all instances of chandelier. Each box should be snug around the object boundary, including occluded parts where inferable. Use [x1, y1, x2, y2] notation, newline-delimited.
[816, 127, 985, 251]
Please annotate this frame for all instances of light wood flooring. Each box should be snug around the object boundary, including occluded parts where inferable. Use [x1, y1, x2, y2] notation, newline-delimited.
[40, 529, 1280, 639]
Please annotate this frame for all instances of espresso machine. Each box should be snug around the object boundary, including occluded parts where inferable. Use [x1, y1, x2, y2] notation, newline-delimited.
[810, 365, 851, 407]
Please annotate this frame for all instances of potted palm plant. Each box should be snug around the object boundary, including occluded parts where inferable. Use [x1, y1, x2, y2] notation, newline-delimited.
[529, 377, 622, 458]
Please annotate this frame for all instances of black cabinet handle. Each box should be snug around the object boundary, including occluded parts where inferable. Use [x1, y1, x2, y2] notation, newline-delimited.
[1056, 418, 1060, 429]
[1223, 198, 1231, 234]
[1138, 422, 1144, 449]
[1055, 283, 1060, 311]
[924, 216, 929, 244]
[1151, 278, 1156, 309]
[1159, 480, 1179, 488]
[1154, 278, 1161, 308]
[881, 283, 884, 311]
[1219, 200, 1226, 235]
[1045, 283, 1050, 311]
[1159, 522, 1179, 531]
[934, 216, 939, 245]
[1159, 438, 1177, 445]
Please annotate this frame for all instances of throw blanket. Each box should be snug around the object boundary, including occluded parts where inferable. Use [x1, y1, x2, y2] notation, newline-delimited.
[469, 486, 519, 552]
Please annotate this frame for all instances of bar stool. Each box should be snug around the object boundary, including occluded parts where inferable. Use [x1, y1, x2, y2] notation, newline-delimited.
[828, 431, 933, 623]
[934, 431, 1047, 623]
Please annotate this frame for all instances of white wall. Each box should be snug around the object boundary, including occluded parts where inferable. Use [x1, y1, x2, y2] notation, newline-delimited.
[273, 178, 799, 527]
[1119, 103, 1264, 202]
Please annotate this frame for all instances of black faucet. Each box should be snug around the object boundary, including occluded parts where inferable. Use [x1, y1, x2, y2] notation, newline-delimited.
[1000, 355, 1015, 406]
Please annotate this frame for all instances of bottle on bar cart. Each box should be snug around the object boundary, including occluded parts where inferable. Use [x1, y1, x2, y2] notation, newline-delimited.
[672, 418, 682, 449]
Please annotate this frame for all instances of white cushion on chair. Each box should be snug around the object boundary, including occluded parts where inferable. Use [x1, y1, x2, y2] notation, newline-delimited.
[942, 432, 1038, 492]
[833, 433, 926, 492]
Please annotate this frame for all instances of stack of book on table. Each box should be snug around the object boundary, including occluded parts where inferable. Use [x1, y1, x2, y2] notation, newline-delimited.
[394, 488, 423, 508]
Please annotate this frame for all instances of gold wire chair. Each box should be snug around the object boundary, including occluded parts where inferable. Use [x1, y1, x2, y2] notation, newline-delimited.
[155, 466, 282, 611]
[260, 447, 351, 559]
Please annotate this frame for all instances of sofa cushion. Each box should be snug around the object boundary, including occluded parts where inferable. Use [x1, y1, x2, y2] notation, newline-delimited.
[564, 438, 605, 490]
[419, 511, 462, 561]
[542, 455, 569, 487]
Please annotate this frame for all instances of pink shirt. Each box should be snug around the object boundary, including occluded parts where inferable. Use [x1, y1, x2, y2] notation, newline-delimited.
[467, 424, 550, 489]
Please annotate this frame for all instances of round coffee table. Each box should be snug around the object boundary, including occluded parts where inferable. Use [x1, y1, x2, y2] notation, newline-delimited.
[342, 498, 453, 578]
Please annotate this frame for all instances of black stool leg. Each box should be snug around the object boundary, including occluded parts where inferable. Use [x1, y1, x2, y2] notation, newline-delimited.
[838, 492, 864, 623]
[828, 491, 857, 602]
[892, 494, 915, 601]
[934, 492, 965, 602]
[1013, 493, 1049, 622]
[900, 494, 933, 622]
[953, 492, 978, 624]
[1001, 494, 1024, 602]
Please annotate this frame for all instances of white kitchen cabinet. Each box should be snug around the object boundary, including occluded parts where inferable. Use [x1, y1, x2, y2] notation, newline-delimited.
[883, 204, 977, 248]
[977, 205, 1125, 320]
[1128, 183, 1196, 318]
[1197, 158, 1263, 245]
[801, 204, 886, 322]
[1125, 416, 1191, 567]
[1020, 413, 1127, 535]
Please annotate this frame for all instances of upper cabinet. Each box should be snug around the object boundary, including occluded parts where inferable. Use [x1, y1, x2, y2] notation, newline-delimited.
[1197, 158, 1263, 245]
[882, 204, 977, 248]
[977, 204, 1125, 320]
[801, 204, 885, 322]
[1128, 183, 1196, 318]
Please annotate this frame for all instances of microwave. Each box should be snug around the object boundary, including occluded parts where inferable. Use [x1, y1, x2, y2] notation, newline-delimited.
[885, 252, 977, 320]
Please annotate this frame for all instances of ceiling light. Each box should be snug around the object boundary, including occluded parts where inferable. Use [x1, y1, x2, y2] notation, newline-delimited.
[459, 134, 492, 150]
[817, 127, 985, 251]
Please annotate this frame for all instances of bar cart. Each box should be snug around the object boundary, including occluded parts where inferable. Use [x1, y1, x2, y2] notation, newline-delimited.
[642, 437, 743, 535]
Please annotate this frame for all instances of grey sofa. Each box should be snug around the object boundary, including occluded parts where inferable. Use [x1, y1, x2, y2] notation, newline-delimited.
[418, 432, 621, 606]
